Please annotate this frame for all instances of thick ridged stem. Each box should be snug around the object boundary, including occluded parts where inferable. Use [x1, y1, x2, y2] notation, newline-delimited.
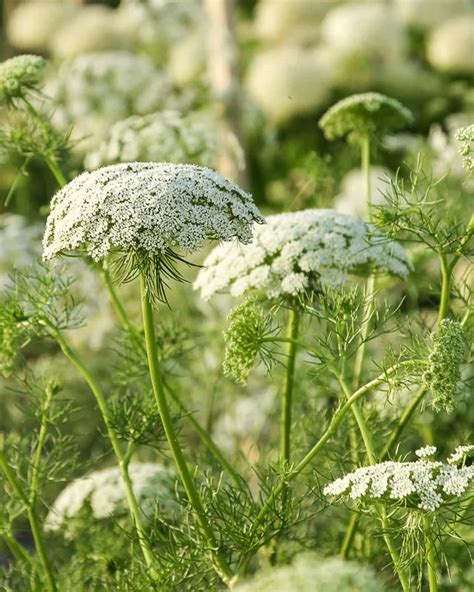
[280, 308, 300, 464]
[140, 276, 233, 585]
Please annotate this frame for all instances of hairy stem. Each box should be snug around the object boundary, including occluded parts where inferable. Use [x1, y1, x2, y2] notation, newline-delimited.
[0, 446, 57, 592]
[47, 326, 155, 570]
[140, 276, 233, 585]
[280, 308, 300, 464]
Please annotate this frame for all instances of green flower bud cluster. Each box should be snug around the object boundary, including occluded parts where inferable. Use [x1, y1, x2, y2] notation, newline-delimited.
[423, 319, 465, 412]
[223, 298, 274, 385]
[456, 124, 474, 172]
[0, 55, 46, 106]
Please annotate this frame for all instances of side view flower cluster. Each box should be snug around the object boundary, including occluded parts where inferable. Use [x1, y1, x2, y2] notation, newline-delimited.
[0, 54, 46, 105]
[234, 555, 384, 592]
[42, 162, 263, 262]
[84, 110, 218, 170]
[194, 209, 411, 300]
[45, 463, 180, 532]
[456, 124, 474, 172]
[319, 92, 413, 142]
[324, 446, 474, 511]
[222, 298, 275, 384]
[423, 318, 465, 412]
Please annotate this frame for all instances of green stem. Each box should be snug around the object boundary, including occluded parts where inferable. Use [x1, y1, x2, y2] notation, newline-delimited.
[164, 380, 243, 489]
[424, 516, 438, 592]
[140, 276, 233, 585]
[437, 255, 451, 329]
[236, 363, 403, 576]
[29, 383, 54, 504]
[377, 506, 411, 592]
[362, 132, 372, 219]
[2, 531, 32, 564]
[280, 308, 300, 464]
[47, 326, 155, 570]
[0, 447, 57, 592]
[352, 275, 376, 390]
[4, 155, 33, 207]
[340, 514, 358, 559]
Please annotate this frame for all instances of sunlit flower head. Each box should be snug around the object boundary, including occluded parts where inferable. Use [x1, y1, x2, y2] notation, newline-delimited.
[84, 110, 219, 171]
[194, 209, 411, 301]
[234, 554, 385, 592]
[44, 463, 179, 533]
[324, 446, 474, 511]
[0, 54, 46, 106]
[319, 92, 413, 143]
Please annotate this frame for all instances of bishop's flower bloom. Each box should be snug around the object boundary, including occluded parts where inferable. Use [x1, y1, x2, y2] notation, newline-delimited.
[0, 54, 46, 106]
[194, 209, 411, 301]
[45, 463, 180, 532]
[324, 446, 474, 511]
[234, 555, 385, 592]
[319, 92, 413, 143]
[42, 162, 263, 300]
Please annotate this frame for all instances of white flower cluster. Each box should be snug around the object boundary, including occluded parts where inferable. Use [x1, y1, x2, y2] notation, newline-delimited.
[85, 110, 218, 171]
[43, 162, 263, 262]
[235, 555, 384, 592]
[334, 167, 391, 219]
[0, 54, 46, 104]
[194, 209, 411, 301]
[428, 114, 474, 180]
[456, 124, 474, 173]
[427, 16, 474, 74]
[45, 463, 179, 532]
[45, 51, 172, 150]
[324, 446, 474, 511]
[448, 445, 474, 465]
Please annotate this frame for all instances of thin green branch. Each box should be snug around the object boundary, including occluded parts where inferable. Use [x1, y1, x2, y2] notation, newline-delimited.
[280, 308, 300, 464]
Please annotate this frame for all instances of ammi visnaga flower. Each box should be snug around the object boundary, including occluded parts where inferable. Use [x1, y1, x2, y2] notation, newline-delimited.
[194, 209, 411, 300]
[0, 54, 46, 105]
[42, 162, 263, 300]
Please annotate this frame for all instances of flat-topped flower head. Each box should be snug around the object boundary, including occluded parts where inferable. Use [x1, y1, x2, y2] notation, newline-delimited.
[319, 92, 413, 143]
[84, 110, 218, 170]
[42, 162, 263, 301]
[234, 555, 385, 592]
[45, 463, 180, 533]
[324, 446, 474, 511]
[194, 209, 411, 301]
[0, 54, 46, 105]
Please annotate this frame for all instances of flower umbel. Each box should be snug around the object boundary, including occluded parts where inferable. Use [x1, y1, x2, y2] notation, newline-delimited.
[456, 124, 474, 173]
[324, 446, 474, 511]
[42, 162, 263, 302]
[194, 209, 411, 301]
[0, 54, 46, 106]
[223, 298, 276, 384]
[319, 92, 413, 143]
[423, 319, 465, 413]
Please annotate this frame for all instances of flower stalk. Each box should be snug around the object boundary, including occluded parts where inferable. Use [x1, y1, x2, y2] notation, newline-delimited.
[280, 307, 300, 464]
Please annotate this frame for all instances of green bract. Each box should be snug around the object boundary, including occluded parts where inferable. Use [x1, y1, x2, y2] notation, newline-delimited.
[319, 92, 413, 143]
[0, 54, 46, 105]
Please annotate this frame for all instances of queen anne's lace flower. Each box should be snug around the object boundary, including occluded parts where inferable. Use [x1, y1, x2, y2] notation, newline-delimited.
[45, 463, 179, 532]
[456, 125, 474, 173]
[194, 209, 411, 301]
[234, 555, 384, 592]
[319, 92, 413, 143]
[43, 162, 263, 265]
[324, 446, 474, 511]
[448, 445, 474, 466]
[85, 110, 218, 171]
[423, 319, 465, 413]
[416, 446, 437, 458]
[0, 54, 46, 105]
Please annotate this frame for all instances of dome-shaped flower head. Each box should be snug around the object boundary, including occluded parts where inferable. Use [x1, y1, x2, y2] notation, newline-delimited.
[234, 555, 385, 592]
[0, 54, 46, 106]
[319, 92, 413, 144]
[42, 162, 263, 301]
[194, 209, 411, 301]
[324, 446, 474, 511]
[44, 463, 180, 533]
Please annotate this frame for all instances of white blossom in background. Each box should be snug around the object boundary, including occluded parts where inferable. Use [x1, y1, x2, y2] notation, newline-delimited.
[45, 464, 180, 532]
[447, 445, 474, 465]
[6, 1, 78, 53]
[43, 162, 263, 263]
[321, 3, 404, 60]
[324, 446, 474, 511]
[334, 167, 392, 219]
[194, 209, 411, 301]
[245, 46, 332, 122]
[394, 0, 472, 31]
[428, 114, 474, 180]
[44, 52, 173, 151]
[115, 0, 204, 62]
[426, 16, 474, 74]
[84, 110, 219, 171]
[234, 555, 385, 592]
